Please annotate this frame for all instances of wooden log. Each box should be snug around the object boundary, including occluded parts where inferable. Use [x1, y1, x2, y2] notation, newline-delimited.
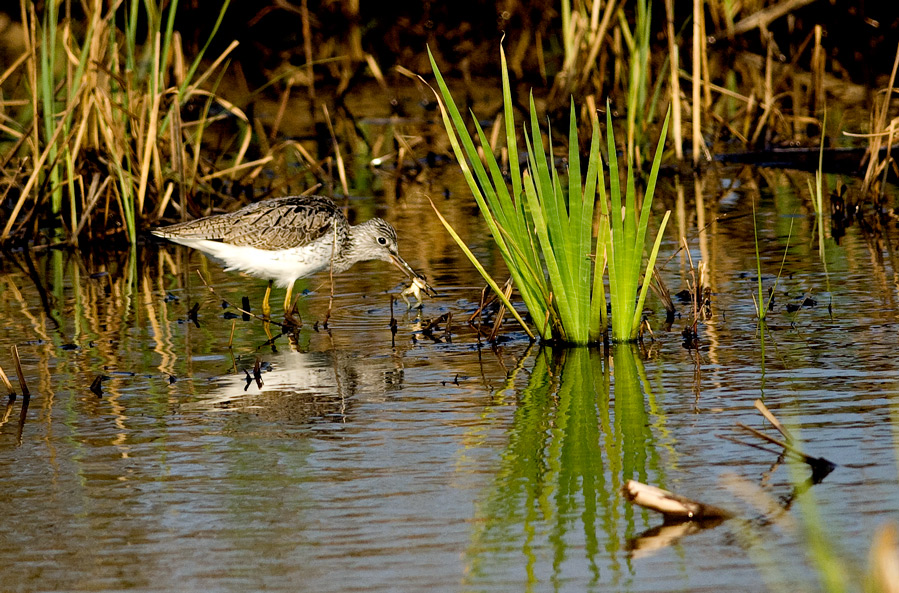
[622, 480, 733, 521]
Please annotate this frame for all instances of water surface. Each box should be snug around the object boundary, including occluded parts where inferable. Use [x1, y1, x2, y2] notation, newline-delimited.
[2, 170, 898, 593]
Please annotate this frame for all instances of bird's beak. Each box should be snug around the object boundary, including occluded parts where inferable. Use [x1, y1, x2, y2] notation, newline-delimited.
[390, 254, 437, 296]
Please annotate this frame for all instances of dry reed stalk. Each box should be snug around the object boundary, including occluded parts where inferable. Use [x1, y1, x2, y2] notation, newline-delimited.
[0, 358, 14, 398]
[665, 0, 682, 160]
[345, 0, 362, 62]
[300, 0, 315, 101]
[0, 94, 81, 241]
[322, 104, 349, 198]
[23, 2, 38, 178]
[861, 43, 899, 196]
[691, 0, 701, 164]
[750, 35, 776, 146]
[699, 6, 712, 110]
[11, 345, 28, 398]
[509, 29, 530, 78]
[879, 120, 897, 200]
[153, 182, 175, 223]
[271, 82, 292, 141]
[137, 32, 164, 215]
[576, 0, 618, 89]
[549, 13, 587, 104]
[811, 25, 824, 115]
[364, 54, 388, 90]
[199, 157, 274, 182]
[732, 0, 818, 35]
[535, 31, 546, 83]
[488, 114, 502, 153]
[185, 40, 240, 97]
[168, 92, 186, 218]
[74, 174, 112, 240]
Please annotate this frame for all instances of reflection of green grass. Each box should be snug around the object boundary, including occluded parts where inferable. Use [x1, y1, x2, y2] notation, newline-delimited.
[464, 346, 666, 588]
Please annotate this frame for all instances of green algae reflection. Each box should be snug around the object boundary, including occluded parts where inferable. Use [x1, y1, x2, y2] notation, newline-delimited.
[464, 346, 669, 591]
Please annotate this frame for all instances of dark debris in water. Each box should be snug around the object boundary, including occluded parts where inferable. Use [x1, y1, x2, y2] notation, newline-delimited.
[187, 302, 201, 328]
[242, 358, 265, 392]
[441, 374, 465, 386]
[89, 375, 109, 398]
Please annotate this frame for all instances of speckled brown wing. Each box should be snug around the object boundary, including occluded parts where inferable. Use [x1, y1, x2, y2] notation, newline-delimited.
[154, 195, 348, 251]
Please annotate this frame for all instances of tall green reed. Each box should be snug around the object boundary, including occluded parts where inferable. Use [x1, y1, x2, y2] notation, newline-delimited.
[428, 45, 670, 344]
[751, 200, 792, 321]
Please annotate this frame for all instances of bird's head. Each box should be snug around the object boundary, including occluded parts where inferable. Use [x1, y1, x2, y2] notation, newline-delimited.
[354, 218, 436, 296]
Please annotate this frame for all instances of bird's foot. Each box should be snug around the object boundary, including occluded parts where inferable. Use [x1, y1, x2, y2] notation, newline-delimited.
[283, 300, 303, 327]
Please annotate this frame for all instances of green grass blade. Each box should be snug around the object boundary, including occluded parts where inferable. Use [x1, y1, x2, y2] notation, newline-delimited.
[631, 211, 670, 338]
[585, 117, 605, 342]
[621, 162, 638, 322]
[605, 108, 625, 339]
[160, 0, 180, 88]
[428, 198, 535, 340]
[500, 45, 523, 211]
[590, 224, 609, 343]
[634, 110, 670, 258]
[566, 101, 591, 337]
[178, 0, 231, 100]
[428, 49, 518, 256]
[426, 69, 510, 256]
[523, 137, 572, 341]
[471, 116, 527, 248]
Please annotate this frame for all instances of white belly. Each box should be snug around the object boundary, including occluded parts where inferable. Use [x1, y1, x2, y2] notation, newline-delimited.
[169, 237, 337, 287]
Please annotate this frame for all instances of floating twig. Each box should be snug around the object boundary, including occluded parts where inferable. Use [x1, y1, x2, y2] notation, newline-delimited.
[0, 357, 15, 400]
[420, 313, 451, 343]
[11, 345, 28, 398]
[443, 311, 453, 343]
[754, 398, 793, 442]
[622, 480, 732, 521]
[488, 278, 514, 342]
[89, 375, 105, 398]
[252, 358, 264, 389]
[187, 302, 201, 328]
[721, 401, 836, 482]
[241, 296, 251, 321]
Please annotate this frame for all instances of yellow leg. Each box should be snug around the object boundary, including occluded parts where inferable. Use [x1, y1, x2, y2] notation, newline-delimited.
[262, 280, 273, 318]
[283, 282, 294, 314]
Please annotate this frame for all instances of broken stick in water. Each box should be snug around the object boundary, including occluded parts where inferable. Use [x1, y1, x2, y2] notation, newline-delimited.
[0, 357, 14, 400]
[622, 480, 732, 521]
[11, 345, 29, 398]
[720, 399, 836, 482]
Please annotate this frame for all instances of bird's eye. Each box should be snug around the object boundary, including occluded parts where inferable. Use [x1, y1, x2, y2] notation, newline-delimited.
[377, 237, 388, 245]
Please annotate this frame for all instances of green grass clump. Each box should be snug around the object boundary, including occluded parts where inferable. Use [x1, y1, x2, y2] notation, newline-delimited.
[428, 45, 670, 344]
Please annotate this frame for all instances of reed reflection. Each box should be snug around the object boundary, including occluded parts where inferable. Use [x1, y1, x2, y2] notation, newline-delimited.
[465, 346, 668, 591]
